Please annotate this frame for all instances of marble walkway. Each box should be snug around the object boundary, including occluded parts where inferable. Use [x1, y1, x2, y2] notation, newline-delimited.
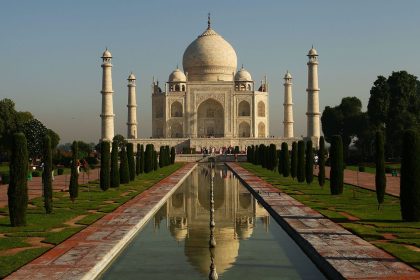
[228, 163, 420, 280]
[5, 163, 196, 280]
[314, 166, 400, 197]
[0, 169, 100, 208]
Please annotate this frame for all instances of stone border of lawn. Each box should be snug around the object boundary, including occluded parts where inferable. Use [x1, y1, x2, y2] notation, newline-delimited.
[227, 162, 420, 280]
[6, 163, 197, 280]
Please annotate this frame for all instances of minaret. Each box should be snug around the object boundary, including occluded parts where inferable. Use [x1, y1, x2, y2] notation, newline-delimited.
[100, 48, 115, 141]
[127, 72, 137, 139]
[283, 71, 294, 138]
[306, 46, 320, 144]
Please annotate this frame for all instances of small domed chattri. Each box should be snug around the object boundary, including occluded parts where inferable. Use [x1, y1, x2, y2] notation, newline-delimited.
[102, 48, 112, 58]
[168, 68, 187, 82]
[234, 66, 252, 81]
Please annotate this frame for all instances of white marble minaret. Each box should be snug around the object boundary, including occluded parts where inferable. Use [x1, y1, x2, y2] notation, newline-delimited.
[127, 73, 137, 139]
[100, 48, 115, 141]
[283, 71, 294, 138]
[306, 47, 320, 144]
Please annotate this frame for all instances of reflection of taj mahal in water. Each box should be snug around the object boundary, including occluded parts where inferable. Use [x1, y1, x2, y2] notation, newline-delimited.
[153, 165, 269, 276]
[99, 15, 321, 150]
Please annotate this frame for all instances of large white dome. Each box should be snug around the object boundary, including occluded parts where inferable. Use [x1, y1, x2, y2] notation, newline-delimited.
[183, 26, 237, 82]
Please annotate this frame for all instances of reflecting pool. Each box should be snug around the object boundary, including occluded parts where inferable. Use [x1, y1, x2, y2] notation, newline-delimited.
[101, 164, 325, 279]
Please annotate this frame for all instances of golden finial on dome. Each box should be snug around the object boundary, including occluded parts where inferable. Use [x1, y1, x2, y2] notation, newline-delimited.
[208, 13, 211, 29]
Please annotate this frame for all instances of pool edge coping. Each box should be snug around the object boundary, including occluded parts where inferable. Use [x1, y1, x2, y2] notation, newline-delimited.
[226, 162, 420, 280]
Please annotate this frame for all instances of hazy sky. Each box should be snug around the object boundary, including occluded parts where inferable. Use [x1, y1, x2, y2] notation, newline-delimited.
[1, 0, 419, 143]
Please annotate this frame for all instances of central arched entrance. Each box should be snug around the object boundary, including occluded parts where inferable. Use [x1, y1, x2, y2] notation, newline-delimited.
[197, 99, 224, 137]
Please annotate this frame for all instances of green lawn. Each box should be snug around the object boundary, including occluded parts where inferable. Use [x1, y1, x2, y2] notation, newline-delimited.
[0, 163, 184, 278]
[240, 163, 420, 271]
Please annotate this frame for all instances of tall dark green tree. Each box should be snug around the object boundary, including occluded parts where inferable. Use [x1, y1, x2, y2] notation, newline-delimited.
[254, 145, 259, 165]
[290, 142, 297, 179]
[159, 146, 164, 168]
[318, 136, 325, 187]
[69, 141, 79, 201]
[246, 146, 252, 162]
[268, 144, 277, 171]
[144, 144, 153, 173]
[277, 149, 283, 175]
[321, 97, 363, 160]
[400, 130, 420, 221]
[126, 143, 135, 181]
[305, 140, 314, 184]
[170, 146, 176, 164]
[375, 131, 386, 209]
[8, 133, 28, 226]
[297, 141, 305, 182]
[368, 72, 420, 157]
[100, 141, 111, 191]
[110, 141, 120, 188]
[139, 144, 145, 173]
[42, 135, 53, 213]
[264, 145, 270, 169]
[259, 144, 265, 167]
[165, 146, 170, 166]
[136, 144, 141, 175]
[119, 146, 130, 184]
[281, 142, 289, 177]
[330, 135, 344, 195]
[153, 150, 158, 171]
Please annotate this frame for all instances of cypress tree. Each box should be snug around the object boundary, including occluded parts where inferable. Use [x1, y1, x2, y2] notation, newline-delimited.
[278, 149, 283, 175]
[119, 146, 130, 184]
[291, 142, 298, 179]
[42, 135, 53, 213]
[110, 141, 120, 188]
[170, 146, 176, 164]
[400, 130, 420, 221]
[246, 146, 251, 162]
[144, 144, 153, 173]
[330, 135, 344, 195]
[8, 133, 28, 226]
[127, 143, 135, 181]
[69, 141, 79, 202]
[305, 140, 314, 184]
[136, 144, 141, 175]
[259, 144, 265, 166]
[375, 131, 386, 209]
[139, 144, 145, 173]
[264, 145, 270, 169]
[153, 150, 158, 171]
[297, 140, 305, 182]
[159, 146, 164, 168]
[254, 145, 259, 165]
[100, 141, 111, 191]
[268, 144, 277, 171]
[282, 142, 290, 177]
[318, 136, 325, 187]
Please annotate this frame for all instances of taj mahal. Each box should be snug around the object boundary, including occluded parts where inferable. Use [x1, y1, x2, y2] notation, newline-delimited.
[99, 16, 321, 151]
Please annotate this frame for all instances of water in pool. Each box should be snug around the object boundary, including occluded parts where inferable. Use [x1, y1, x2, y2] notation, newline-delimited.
[101, 164, 325, 279]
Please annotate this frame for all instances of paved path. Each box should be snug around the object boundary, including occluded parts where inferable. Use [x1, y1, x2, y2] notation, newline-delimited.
[5, 163, 196, 280]
[314, 166, 400, 197]
[0, 169, 100, 208]
[229, 163, 419, 280]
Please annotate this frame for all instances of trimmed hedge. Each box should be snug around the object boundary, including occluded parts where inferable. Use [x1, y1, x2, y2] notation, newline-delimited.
[281, 142, 289, 177]
[318, 136, 325, 187]
[42, 135, 53, 214]
[291, 142, 297, 179]
[170, 146, 176, 164]
[100, 141, 111, 191]
[69, 141, 79, 201]
[126, 143, 135, 181]
[330, 135, 344, 195]
[8, 133, 28, 226]
[110, 141, 120, 188]
[119, 146, 130, 184]
[400, 130, 420, 221]
[305, 140, 313, 184]
[375, 131, 386, 207]
[297, 140, 305, 183]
